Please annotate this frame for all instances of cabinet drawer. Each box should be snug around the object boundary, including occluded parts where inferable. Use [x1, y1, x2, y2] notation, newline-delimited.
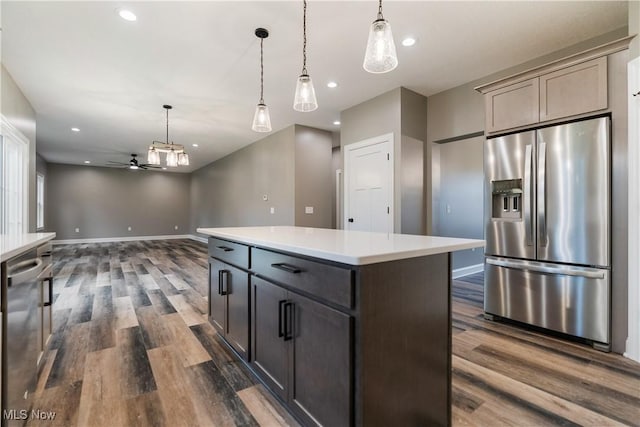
[208, 237, 249, 269]
[252, 247, 353, 309]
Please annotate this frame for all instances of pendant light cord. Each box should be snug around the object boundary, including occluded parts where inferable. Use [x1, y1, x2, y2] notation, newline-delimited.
[302, 0, 307, 75]
[166, 108, 169, 144]
[377, 0, 384, 20]
[260, 37, 265, 104]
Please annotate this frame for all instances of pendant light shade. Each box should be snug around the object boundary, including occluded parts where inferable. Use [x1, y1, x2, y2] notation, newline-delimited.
[166, 148, 178, 167]
[177, 152, 189, 166]
[293, 0, 318, 112]
[293, 74, 318, 112]
[252, 103, 272, 132]
[147, 147, 161, 165]
[252, 28, 272, 132]
[363, 0, 398, 74]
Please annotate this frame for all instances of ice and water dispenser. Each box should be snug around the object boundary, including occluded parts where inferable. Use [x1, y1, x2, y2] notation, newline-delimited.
[491, 179, 522, 220]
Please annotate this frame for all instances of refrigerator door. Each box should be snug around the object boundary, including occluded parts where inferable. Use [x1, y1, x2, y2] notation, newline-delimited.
[536, 117, 610, 267]
[484, 257, 610, 345]
[484, 130, 536, 259]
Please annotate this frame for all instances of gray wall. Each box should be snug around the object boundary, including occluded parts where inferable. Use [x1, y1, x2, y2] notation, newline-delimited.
[2, 65, 38, 232]
[190, 124, 333, 233]
[432, 136, 484, 270]
[340, 87, 426, 234]
[46, 163, 190, 240]
[190, 126, 296, 232]
[631, 0, 639, 59]
[294, 125, 333, 228]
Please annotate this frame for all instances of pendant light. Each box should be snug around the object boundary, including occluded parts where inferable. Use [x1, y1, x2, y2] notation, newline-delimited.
[148, 105, 189, 167]
[363, 0, 398, 74]
[252, 28, 272, 132]
[293, 0, 318, 112]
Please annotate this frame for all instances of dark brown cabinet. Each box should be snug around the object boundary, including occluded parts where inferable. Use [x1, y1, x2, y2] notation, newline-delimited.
[209, 259, 250, 360]
[251, 276, 352, 427]
[205, 234, 452, 426]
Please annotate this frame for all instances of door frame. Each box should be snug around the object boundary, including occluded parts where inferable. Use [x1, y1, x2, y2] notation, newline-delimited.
[626, 56, 639, 363]
[343, 133, 394, 233]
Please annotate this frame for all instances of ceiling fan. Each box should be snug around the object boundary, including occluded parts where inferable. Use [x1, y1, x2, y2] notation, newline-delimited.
[107, 154, 161, 170]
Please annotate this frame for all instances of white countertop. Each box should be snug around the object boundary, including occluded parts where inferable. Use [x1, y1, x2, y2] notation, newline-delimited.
[0, 232, 56, 262]
[197, 226, 484, 265]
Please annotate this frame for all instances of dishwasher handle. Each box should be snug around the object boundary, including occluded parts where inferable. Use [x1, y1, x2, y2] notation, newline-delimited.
[8, 258, 44, 287]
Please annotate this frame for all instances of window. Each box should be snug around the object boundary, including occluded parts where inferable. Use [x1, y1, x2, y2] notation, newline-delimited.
[1, 115, 29, 235]
[37, 172, 44, 230]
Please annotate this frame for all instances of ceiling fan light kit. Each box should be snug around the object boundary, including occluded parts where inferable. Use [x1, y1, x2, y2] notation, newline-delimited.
[363, 0, 398, 73]
[148, 104, 190, 167]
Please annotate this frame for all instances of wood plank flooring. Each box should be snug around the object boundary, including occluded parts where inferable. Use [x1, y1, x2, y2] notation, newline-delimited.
[28, 240, 639, 426]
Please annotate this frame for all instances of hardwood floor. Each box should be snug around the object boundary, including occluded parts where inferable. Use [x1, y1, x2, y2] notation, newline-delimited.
[28, 240, 639, 426]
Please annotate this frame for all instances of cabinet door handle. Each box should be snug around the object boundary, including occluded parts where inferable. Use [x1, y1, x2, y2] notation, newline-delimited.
[278, 300, 287, 338]
[216, 246, 234, 252]
[271, 263, 302, 274]
[44, 276, 53, 307]
[283, 301, 294, 341]
[218, 270, 229, 295]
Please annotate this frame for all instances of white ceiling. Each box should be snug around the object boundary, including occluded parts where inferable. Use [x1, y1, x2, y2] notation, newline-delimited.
[2, 1, 628, 172]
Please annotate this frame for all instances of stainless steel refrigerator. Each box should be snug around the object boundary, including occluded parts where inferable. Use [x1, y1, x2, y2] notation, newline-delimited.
[483, 116, 611, 350]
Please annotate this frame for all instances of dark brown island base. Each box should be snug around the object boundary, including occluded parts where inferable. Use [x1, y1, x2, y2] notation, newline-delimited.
[197, 226, 484, 427]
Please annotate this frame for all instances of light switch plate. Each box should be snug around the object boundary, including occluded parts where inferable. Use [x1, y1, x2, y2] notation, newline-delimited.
[305, 206, 314, 214]
[270, 207, 275, 214]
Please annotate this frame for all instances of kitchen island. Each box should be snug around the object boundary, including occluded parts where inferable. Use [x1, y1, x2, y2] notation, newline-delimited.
[197, 226, 484, 427]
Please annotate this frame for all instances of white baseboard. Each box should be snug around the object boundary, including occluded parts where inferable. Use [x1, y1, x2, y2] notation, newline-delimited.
[452, 263, 484, 279]
[189, 234, 208, 243]
[52, 234, 193, 245]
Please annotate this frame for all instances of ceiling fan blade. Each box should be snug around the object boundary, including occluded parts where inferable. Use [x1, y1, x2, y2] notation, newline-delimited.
[107, 161, 128, 166]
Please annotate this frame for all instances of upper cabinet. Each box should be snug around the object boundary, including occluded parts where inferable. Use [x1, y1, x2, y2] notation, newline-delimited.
[485, 78, 540, 133]
[539, 57, 607, 122]
[476, 37, 632, 135]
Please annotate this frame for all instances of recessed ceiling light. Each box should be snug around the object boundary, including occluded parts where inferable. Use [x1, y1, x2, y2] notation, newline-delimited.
[402, 37, 417, 47]
[118, 9, 137, 22]
[71, 127, 80, 132]
[84, 160, 91, 164]
[192, 144, 199, 147]
[327, 81, 338, 88]
[333, 120, 341, 126]
[162, 167, 167, 170]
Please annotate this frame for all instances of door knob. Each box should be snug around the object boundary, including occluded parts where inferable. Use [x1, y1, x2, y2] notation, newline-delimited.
[348, 218, 354, 223]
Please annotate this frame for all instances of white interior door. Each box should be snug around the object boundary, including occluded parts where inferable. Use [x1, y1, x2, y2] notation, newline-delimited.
[344, 134, 393, 233]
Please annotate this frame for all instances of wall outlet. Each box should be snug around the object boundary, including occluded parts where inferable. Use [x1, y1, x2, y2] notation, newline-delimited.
[174, 225, 179, 230]
[446, 204, 451, 214]
[263, 194, 268, 201]
[127, 226, 132, 231]
[75, 227, 80, 233]
[305, 206, 314, 214]
[270, 207, 275, 214]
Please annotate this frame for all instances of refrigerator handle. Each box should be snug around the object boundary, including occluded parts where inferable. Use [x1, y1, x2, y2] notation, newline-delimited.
[486, 258, 605, 279]
[524, 144, 533, 246]
[538, 142, 547, 247]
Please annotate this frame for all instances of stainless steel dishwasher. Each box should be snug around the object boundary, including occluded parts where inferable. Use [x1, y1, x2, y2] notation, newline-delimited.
[2, 248, 47, 427]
